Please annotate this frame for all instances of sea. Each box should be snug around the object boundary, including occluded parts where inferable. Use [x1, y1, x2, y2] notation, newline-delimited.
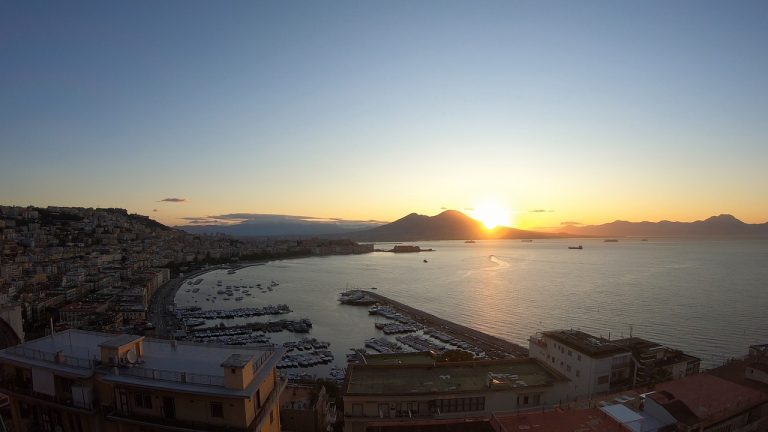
[174, 238, 768, 375]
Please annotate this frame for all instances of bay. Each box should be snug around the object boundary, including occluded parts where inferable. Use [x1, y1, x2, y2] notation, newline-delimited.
[175, 238, 768, 373]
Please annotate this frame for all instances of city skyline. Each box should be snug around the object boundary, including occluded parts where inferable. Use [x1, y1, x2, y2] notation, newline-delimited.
[2, 1, 768, 229]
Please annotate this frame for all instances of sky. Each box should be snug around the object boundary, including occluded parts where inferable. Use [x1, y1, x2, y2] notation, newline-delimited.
[1, 1, 767, 229]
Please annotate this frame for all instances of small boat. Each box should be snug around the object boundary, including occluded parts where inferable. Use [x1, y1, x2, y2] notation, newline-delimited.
[568, 245, 583, 250]
[604, 239, 619, 243]
[521, 239, 533, 243]
[423, 259, 428, 263]
[464, 240, 476, 243]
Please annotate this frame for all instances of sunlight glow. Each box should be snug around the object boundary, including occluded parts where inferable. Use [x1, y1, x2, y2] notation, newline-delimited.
[471, 201, 512, 229]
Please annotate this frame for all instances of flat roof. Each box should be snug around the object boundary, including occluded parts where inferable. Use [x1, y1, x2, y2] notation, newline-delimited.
[346, 359, 567, 395]
[600, 404, 672, 432]
[493, 407, 619, 431]
[543, 330, 629, 358]
[0, 329, 281, 397]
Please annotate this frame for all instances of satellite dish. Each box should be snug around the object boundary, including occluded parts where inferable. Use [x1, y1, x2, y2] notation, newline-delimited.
[126, 349, 137, 364]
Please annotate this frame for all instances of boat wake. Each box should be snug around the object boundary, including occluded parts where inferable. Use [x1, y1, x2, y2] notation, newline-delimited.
[487, 254, 510, 270]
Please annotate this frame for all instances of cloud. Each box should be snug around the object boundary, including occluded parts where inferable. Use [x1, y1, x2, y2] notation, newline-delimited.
[560, 221, 583, 226]
[440, 207, 447, 210]
[159, 198, 187, 203]
[464, 207, 475, 211]
[179, 213, 389, 227]
[529, 209, 556, 213]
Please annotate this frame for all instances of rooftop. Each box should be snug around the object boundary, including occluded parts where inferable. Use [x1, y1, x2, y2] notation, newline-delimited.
[0, 329, 281, 397]
[99, 334, 144, 349]
[542, 330, 629, 358]
[492, 408, 624, 432]
[346, 359, 567, 395]
[649, 373, 768, 427]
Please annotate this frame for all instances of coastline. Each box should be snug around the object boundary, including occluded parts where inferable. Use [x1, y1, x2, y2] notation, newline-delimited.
[149, 260, 269, 338]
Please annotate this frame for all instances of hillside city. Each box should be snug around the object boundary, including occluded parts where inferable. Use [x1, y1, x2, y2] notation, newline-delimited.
[0, 206, 766, 432]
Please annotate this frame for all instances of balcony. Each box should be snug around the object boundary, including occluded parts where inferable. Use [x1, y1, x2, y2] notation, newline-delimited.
[106, 377, 287, 432]
[0, 376, 97, 412]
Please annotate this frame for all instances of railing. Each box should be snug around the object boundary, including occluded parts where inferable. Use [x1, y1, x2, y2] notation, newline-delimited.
[0, 376, 96, 411]
[252, 350, 272, 374]
[109, 366, 225, 387]
[4, 346, 95, 369]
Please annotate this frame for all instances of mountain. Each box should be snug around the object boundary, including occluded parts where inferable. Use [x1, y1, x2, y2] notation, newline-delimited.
[560, 214, 768, 238]
[179, 219, 381, 237]
[345, 210, 560, 241]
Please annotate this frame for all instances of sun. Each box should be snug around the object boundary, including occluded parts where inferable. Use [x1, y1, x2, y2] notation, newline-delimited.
[470, 201, 511, 229]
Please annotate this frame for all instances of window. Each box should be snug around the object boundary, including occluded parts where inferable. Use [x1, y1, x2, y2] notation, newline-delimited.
[597, 375, 609, 385]
[210, 402, 224, 418]
[523, 396, 529, 405]
[134, 393, 152, 409]
[568, 350, 572, 357]
[434, 397, 485, 413]
[576, 370, 580, 377]
[566, 365, 571, 372]
[578, 354, 581, 361]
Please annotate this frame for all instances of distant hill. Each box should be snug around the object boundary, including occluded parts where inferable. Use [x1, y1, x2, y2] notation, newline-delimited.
[178, 219, 381, 238]
[345, 210, 561, 242]
[560, 214, 768, 238]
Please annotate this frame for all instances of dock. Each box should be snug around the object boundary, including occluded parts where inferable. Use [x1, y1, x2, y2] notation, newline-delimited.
[345, 290, 528, 359]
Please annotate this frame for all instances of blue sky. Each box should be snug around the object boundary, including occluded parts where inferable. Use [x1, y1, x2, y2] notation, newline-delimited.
[1, 1, 767, 227]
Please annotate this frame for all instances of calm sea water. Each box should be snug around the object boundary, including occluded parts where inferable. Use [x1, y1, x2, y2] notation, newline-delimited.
[175, 238, 768, 371]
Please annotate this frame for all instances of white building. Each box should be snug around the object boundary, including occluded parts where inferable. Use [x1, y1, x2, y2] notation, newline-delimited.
[529, 329, 633, 399]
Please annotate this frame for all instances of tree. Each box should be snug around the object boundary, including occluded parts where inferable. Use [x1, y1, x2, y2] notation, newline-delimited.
[437, 349, 475, 362]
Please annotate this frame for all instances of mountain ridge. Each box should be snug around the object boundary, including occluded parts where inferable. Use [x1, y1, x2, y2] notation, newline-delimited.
[559, 214, 768, 237]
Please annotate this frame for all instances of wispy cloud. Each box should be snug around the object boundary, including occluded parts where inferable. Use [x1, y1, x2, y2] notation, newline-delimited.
[178, 213, 388, 227]
[530, 209, 555, 213]
[560, 221, 583, 226]
[159, 197, 187, 203]
[464, 207, 475, 211]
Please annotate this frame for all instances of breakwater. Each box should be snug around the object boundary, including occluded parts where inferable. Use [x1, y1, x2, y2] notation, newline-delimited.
[344, 290, 529, 359]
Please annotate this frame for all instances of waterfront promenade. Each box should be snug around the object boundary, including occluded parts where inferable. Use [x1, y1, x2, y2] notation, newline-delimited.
[355, 290, 529, 359]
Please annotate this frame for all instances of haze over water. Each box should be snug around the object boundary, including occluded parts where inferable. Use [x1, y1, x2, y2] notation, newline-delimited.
[177, 238, 768, 369]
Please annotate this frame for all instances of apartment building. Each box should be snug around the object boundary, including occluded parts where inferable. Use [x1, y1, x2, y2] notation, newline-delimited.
[342, 357, 570, 432]
[0, 329, 285, 432]
[612, 337, 700, 385]
[529, 329, 633, 398]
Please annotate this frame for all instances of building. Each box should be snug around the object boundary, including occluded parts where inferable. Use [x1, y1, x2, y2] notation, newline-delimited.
[529, 330, 633, 398]
[280, 383, 331, 432]
[342, 357, 570, 432]
[612, 337, 700, 385]
[0, 329, 285, 431]
[645, 373, 768, 431]
[490, 407, 627, 432]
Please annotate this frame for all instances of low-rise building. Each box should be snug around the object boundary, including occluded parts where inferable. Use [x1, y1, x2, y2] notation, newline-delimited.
[646, 373, 768, 431]
[490, 407, 626, 432]
[342, 358, 570, 432]
[0, 329, 285, 431]
[612, 337, 700, 385]
[280, 383, 331, 432]
[529, 330, 633, 398]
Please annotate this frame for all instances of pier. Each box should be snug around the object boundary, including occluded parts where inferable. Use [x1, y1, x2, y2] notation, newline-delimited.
[344, 290, 529, 359]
